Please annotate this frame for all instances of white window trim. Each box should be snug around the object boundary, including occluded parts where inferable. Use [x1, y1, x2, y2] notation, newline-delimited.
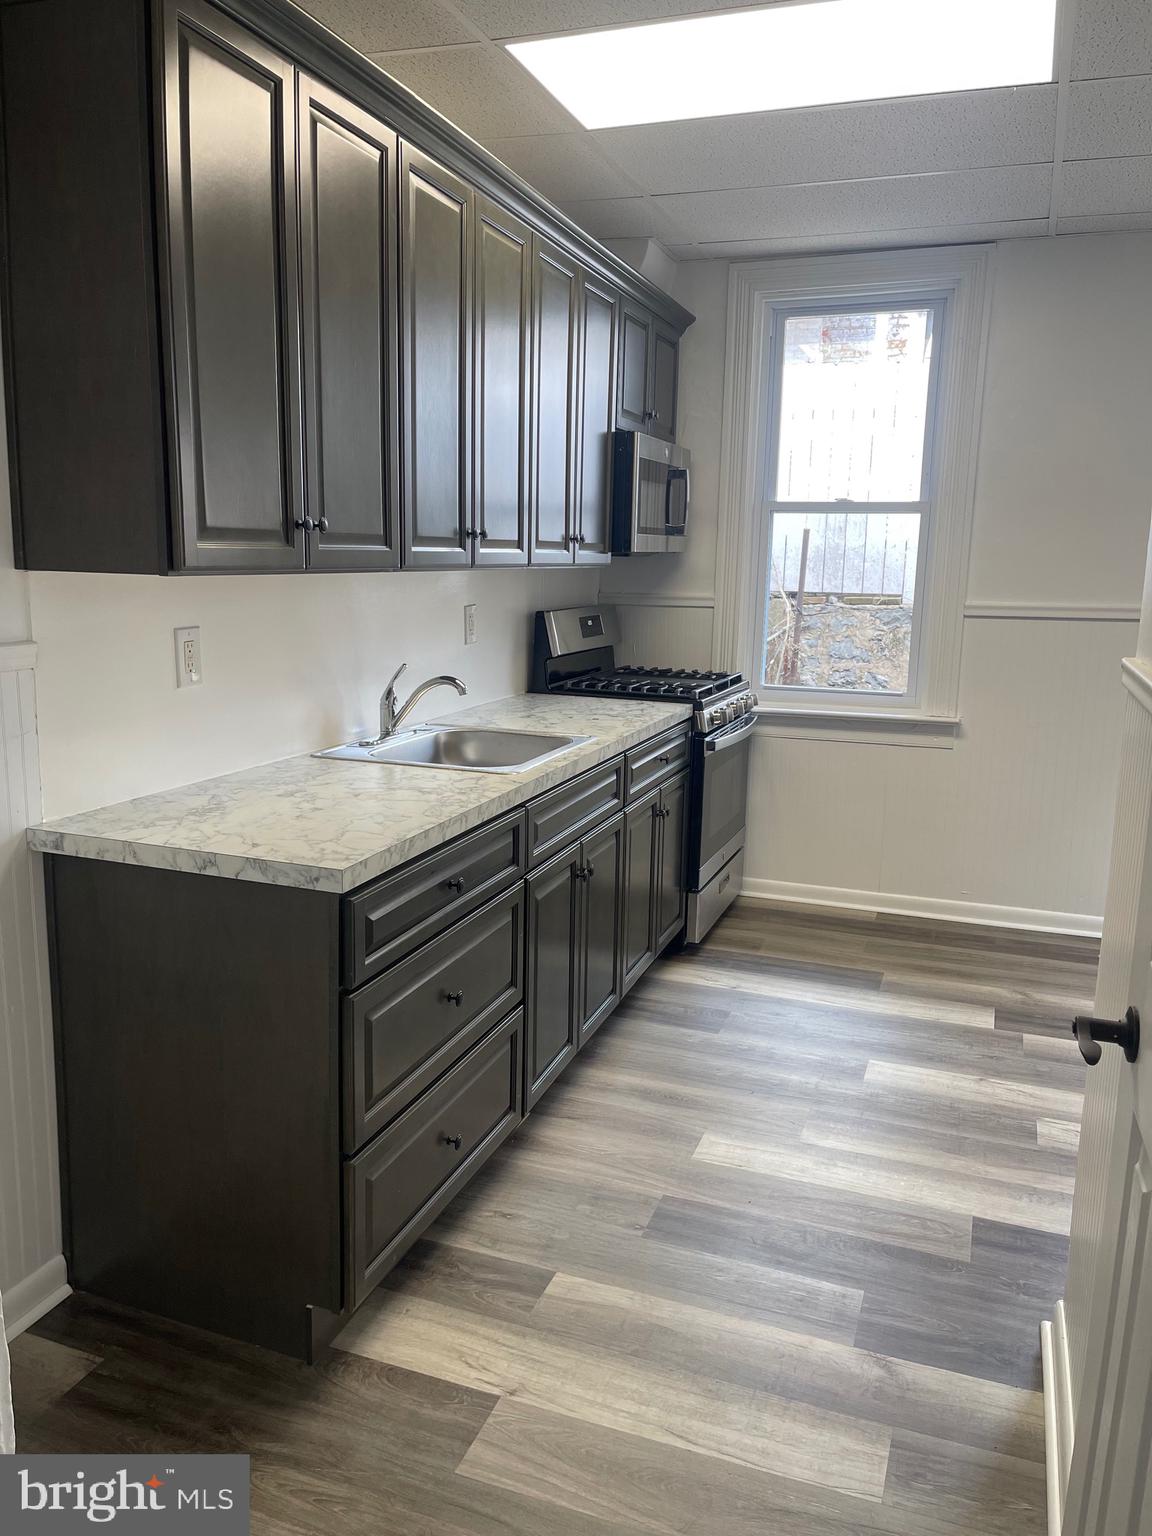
[713, 245, 995, 742]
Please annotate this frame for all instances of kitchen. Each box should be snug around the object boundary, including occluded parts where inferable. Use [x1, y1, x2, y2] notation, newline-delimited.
[0, 0, 1150, 1532]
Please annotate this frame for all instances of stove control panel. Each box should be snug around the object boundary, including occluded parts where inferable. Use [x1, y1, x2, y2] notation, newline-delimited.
[701, 691, 757, 732]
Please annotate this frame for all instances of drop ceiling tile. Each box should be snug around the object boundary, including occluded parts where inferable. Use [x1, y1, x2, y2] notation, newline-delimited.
[666, 219, 1051, 260]
[452, 0, 768, 40]
[1061, 156, 1152, 216]
[1065, 77, 1152, 160]
[486, 133, 641, 201]
[1056, 212, 1152, 233]
[560, 196, 674, 240]
[296, 0, 473, 51]
[643, 164, 1053, 244]
[1071, 0, 1152, 80]
[371, 44, 581, 137]
[592, 87, 1058, 195]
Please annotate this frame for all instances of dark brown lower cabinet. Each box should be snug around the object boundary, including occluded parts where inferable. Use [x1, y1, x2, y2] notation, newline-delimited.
[579, 813, 625, 1044]
[525, 845, 582, 1105]
[623, 770, 688, 995]
[43, 732, 686, 1361]
[525, 812, 625, 1103]
[348, 1009, 522, 1308]
[622, 786, 659, 993]
[655, 771, 688, 950]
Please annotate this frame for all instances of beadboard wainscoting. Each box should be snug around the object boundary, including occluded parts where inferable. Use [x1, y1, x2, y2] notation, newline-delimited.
[0, 643, 66, 1339]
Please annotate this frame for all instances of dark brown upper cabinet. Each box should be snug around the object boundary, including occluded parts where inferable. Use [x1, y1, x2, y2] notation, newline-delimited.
[616, 302, 679, 443]
[529, 239, 580, 567]
[399, 143, 473, 569]
[575, 274, 618, 564]
[163, 0, 305, 571]
[617, 303, 653, 435]
[650, 321, 680, 444]
[298, 78, 400, 571]
[472, 197, 532, 567]
[0, 0, 691, 576]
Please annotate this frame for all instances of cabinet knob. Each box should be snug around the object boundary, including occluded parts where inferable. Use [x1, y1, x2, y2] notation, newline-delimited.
[293, 517, 316, 532]
[479, 528, 489, 540]
[443, 989, 464, 1007]
[444, 876, 466, 894]
[585, 862, 595, 879]
[657, 755, 671, 764]
[574, 865, 587, 882]
[317, 516, 329, 534]
[442, 1133, 463, 1150]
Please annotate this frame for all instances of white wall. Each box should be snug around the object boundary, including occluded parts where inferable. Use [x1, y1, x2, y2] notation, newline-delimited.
[607, 233, 1152, 930]
[30, 565, 597, 818]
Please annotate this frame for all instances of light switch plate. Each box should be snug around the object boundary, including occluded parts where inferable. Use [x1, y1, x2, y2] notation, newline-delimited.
[174, 626, 202, 687]
[464, 603, 477, 646]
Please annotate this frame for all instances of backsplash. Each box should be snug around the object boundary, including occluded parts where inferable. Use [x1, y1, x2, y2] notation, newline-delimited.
[30, 565, 599, 819]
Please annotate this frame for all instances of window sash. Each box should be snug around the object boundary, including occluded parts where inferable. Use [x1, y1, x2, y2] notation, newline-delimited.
[756, 294, 947, 709]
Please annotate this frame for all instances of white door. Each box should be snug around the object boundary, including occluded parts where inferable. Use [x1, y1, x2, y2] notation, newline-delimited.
[1060, 639, 1152, 1534]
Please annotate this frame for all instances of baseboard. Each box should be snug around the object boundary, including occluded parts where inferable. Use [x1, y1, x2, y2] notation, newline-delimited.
[739, 878, 1102, 938]
[1041, 1299, 1075, 1536]
[2, 1255, 70, 1341]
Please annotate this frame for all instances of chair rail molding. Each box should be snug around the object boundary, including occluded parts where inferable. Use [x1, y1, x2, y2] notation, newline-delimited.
[713, 244, 995, 718]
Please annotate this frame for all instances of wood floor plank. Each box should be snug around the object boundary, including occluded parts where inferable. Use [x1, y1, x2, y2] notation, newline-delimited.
[693, 1130, 1073, 1235]
[862, 1060, 1083, 1119]
[458, 1396, 1044, 1536]
[1038, 1117, 1081, 1152]
[882, 1430, 1047, 1536]
[800, 1110, 1079, 1187]
[335, 1292, 893, 1499]
[511, 1114, 974, 1259]
[530, 1273, 1045, 1460]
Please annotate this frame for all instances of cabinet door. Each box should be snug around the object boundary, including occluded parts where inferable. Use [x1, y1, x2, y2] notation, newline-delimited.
[473, 196, 531, 566]
[617, 302, 652, 433]
[299, 78, 399, 570]
[575, 274, 617, 564]
[655, 771, 689, 951]
[579, 813, 624, 1044]
[525, 846, 581, 1107]
[530, 239, 579, 565]
[161, 0, 303, 571]
[622, 788, 658, 994]
[400, 142, 472, 567]
[649, 322, 679, 443]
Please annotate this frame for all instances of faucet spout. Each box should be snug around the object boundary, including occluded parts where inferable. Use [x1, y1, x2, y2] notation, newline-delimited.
[372, 669, 468, 742]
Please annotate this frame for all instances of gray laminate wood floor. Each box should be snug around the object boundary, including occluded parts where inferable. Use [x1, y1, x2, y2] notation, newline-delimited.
[12, 900, 1093, 1535]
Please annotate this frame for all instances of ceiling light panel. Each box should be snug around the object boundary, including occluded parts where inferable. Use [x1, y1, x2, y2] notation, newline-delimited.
[506, 0, 1058, 130]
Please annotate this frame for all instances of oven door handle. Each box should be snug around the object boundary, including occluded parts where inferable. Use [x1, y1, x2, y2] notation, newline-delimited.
[705, 714, 756, 752]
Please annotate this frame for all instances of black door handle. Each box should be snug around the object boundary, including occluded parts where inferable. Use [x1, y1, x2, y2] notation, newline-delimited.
[1073, 1007, 1140, 1065]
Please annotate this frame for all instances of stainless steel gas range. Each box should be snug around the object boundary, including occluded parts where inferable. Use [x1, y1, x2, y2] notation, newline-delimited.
[532, 605, 755, 942]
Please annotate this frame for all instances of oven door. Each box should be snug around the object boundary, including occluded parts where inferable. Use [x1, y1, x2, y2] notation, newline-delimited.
[692, 713, 754, 889]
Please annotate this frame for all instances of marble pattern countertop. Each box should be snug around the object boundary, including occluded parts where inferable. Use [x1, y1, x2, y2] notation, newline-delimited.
[27, 694, 692, 893]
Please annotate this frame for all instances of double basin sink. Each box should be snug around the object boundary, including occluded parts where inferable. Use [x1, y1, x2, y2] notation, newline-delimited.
[316, 725, 594, 774]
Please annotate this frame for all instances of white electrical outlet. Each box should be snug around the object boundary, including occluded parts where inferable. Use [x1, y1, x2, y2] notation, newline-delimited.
[464, 603, 477, 646]
[174, 626, 202, 688]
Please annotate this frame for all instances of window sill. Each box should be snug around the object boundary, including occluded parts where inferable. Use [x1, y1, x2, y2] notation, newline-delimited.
[753, 705, 961, 749]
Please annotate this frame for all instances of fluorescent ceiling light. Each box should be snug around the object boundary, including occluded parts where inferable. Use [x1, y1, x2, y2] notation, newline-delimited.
[506, 0, 1058, 130]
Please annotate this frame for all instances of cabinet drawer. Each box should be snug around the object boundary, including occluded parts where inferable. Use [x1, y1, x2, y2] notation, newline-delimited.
[344, 810, 526, 987]
[344, 885, 523, 1151]
[527, 757, 624, 868]
[347, 1009, 522, 1308]
[626, 725, 690, 801]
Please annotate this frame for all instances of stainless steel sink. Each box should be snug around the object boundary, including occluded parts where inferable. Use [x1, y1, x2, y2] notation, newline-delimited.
[315, 725, 594, 773]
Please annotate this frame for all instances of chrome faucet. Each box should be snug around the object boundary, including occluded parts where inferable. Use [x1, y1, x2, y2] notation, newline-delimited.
[365, 664, 468, 744]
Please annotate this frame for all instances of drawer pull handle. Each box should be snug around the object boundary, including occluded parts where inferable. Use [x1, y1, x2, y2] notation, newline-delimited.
[657, 754, 671, 764]
[443, 989, 464, 1006]
[442, 1133, 463, 1150]
[444, 877, 466, 894]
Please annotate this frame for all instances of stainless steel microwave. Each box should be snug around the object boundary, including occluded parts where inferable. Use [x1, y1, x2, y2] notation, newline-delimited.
[611, 430, 690, 555]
